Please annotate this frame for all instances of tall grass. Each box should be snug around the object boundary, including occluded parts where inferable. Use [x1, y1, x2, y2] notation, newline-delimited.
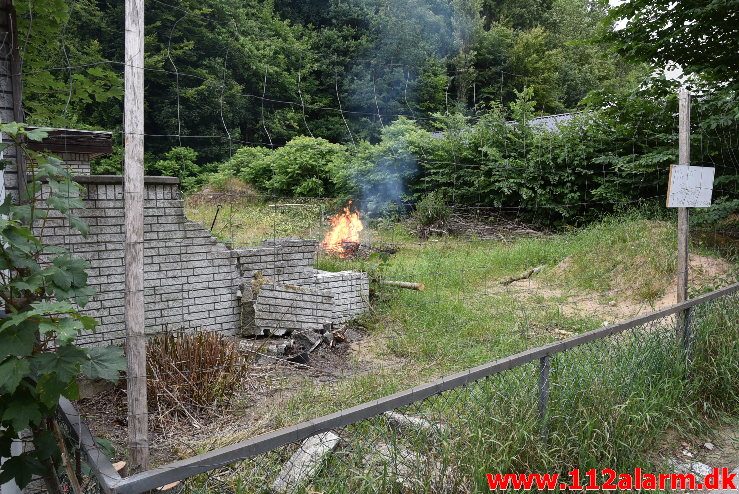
[190, 291, 738, 493]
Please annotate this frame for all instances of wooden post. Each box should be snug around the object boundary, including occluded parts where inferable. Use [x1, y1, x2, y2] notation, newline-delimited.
[677, 89, 690, 305]
[124, 0, 148, 472]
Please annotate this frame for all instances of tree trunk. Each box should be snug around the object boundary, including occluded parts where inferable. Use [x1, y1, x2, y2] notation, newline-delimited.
[31, 422, 63, 494]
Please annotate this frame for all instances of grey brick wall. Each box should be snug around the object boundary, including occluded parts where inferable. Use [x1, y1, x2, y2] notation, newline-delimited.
[37, 176, 241, 345]
[307, 271, 370, 323]
[0, 19, 19, 204]
[35, 176, 370, 343]
[233, 239, 317, 284]
[59, 151, 92, 175]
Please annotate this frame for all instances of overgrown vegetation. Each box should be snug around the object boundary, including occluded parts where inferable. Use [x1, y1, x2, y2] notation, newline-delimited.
[146, 331, 250, 416]
[187, 280, 738, 493]
[0, 124, 125, 492]
[195, 83, 738, 227]
[18, 0, 738, 229]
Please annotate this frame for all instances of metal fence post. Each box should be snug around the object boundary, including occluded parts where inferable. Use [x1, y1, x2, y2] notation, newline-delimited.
[682, 306, 693, 364]
[538, 355, 551, 441]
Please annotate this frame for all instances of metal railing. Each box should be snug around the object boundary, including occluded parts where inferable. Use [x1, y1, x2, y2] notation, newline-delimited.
[58, 282, 739, 494]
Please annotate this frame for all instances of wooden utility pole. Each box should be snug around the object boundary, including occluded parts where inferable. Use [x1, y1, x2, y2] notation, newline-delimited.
[677, 89, 690, 304]
[124, 0, 148, 472]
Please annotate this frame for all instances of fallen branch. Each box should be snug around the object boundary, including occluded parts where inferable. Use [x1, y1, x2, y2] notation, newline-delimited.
[380, 280, 425, 291]
[500, 265, 545, 285]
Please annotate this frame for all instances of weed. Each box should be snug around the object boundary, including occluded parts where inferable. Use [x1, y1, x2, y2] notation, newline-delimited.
[146, 331, 251, 417]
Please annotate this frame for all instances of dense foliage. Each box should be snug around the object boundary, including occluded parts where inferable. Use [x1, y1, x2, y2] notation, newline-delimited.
[18, 0, 634, 162]
[607, 0, 739, 90]
[0, 125, 125, 491]
[209, 83, 738, 226]
[13, 0, 739, 225]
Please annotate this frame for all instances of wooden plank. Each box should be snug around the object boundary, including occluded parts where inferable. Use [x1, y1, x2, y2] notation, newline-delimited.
[110, 283, 738, 494]
[123, 0, 148, 473]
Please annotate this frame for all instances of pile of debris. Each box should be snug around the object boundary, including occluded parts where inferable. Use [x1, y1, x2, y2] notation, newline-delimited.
[420, 210, 543, 241]
[239, 322, 349, 366]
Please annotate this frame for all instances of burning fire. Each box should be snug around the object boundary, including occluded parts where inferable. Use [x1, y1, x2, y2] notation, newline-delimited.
[322, 202, 364, 257]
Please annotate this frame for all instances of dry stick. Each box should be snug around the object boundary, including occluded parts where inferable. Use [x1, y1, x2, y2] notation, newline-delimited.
[51, 420, 83, 494]
[380, 280, 425, 291]
[152, 364, 202, 429]
[500, 265, 545, 286]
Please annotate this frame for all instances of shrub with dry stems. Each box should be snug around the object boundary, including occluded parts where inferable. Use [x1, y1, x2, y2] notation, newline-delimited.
[146, 331, 250, 418]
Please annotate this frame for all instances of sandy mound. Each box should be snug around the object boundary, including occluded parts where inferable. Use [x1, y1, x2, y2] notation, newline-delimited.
[488, 254, 735, 326]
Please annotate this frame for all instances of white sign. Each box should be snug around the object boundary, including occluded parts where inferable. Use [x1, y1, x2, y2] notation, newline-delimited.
[666, 165, 715, 208]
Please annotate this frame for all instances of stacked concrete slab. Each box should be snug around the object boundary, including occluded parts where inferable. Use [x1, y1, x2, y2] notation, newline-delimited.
[237, 239, 370, 336]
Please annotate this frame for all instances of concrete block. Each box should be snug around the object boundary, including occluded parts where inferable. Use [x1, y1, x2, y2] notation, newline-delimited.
[271, 432, 341, 494]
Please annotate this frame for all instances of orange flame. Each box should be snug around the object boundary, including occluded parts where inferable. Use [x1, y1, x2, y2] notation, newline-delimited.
[322, 202, 364, 257]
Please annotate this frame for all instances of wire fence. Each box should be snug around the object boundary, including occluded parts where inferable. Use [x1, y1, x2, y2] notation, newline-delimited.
[2, 3, 739, 493]
[55, 283, 738, 494]
[37, 185, 735, 494]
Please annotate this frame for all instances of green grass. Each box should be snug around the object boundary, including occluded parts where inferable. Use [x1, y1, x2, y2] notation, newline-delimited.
[179, 200, 738, 493]
[185, 196, 330, 246]
[187, 293, 739, 494]
[541, 217, 676, 302]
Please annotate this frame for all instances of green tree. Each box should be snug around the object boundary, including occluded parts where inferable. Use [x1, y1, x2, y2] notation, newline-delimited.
[607, 0, 739, 89]
[482, 0, 554, 30]
[506, 27, 563, 112]
[16, 0, 123, 128]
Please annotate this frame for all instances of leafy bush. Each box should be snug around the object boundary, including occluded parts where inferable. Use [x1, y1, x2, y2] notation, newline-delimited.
[0, 124, 125, 491]
[146, 146, 205, 190]
[146, 331, 251, 415]
[203, 146, 273, 192]
[411, 83, 739, 226]
[208, 138, 348, 198]
[266, 136, 348, 197]
[91, 144, 123, 175]
[228, 146, 273, 188]
[413, 190, 451, 230]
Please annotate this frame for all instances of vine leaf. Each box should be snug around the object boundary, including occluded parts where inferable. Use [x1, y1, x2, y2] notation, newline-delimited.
[2, 397, 43, 431]
[0, 453, 45, 488]
[81, 346, 126, 381]
[0, 325, 37, 360]
[0, 358, 30, 393]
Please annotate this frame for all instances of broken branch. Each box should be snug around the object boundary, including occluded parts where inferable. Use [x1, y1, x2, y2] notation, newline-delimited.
[500, 265, 545, 285]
